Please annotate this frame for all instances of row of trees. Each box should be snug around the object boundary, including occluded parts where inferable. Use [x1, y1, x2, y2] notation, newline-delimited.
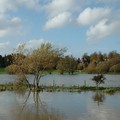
[1, 44, 120, 75]
[5, 43, 67, 89]
[1, 42, 119, 89]
[85, 51, 120, 73]
[0, 54, 13, 67]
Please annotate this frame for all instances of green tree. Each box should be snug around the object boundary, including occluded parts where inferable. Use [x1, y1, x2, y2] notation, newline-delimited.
[77, 63, 84, 71]
[57, 58, 66, 74]
[57, 56, 77, 74]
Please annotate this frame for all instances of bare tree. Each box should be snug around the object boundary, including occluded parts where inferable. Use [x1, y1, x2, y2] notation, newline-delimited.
[92, 74, 106, 88]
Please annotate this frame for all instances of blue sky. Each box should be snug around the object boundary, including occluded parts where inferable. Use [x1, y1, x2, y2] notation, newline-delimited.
[0, 0, 120, 57]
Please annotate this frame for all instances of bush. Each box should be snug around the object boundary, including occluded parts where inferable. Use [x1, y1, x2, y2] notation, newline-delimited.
[92, 74, 106, 88]
[96, 62, 110, 73]
[77, 63, 84, 70]
[86, 62, 96, 73]
[5, 64, 20, 74]
[109, 63, 120, 73]
[108, 57, 120, 67]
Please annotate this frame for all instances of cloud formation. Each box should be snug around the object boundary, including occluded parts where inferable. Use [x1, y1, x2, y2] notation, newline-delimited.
[0, 0, 16, 13]
[0, 0, 120, 54]
[77, 7, 110, 25]
[44, 12, 71, 29]
[44, 0, 77, 17]
[0, 15, 22, 37]
[0, 42, 10, 50]
[86, 19, 120, 42]
[76, 6, 120, 43]
[25, 39, 45, 49]
[0, 41, 13, 55]
[0, 0, 41, 13]
[17, 39, 46, 50]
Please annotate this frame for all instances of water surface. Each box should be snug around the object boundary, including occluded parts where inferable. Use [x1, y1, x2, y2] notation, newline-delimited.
[0, 74, 120, 87]
[0, 91, 120, 120]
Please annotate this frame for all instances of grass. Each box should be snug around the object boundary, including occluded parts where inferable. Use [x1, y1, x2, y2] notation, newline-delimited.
[44, 70, 87, 75]
[0, 83, 27, 91]
[0, 68, 6, 74]
[0, 84, 120, 93]
[108, 72, 120, 75]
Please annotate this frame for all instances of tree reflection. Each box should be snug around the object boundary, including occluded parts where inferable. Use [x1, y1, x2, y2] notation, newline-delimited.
[11, 91, 66, 120]
[92, 91, 105, 106]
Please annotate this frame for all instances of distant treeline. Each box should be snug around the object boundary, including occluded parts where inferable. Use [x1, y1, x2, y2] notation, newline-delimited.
[1, 50, 120, 74]
[0, 54, 13, 68]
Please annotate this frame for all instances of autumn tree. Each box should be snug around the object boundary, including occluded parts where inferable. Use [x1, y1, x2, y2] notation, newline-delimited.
[108, 51, 120, 59]
[96, 62, 110, 73]
[90, 52, 98, 63]
[109, 63, 120, 73]
[6, 42, 66, 89]
[57, 55, 77, 74]
[27, 43, 65, 88]
[86, 62, 97, 74]
[57, 58, 66, 74]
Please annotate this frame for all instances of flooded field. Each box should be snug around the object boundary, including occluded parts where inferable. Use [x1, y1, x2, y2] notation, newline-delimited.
[0, 91, 120, 120]
[0, 74, 120, 87]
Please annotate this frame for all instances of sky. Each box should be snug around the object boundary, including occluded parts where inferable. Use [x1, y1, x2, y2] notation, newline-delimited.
[0, 0, 120, 57]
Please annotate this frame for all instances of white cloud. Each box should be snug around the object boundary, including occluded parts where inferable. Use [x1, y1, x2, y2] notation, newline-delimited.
[0, 42, 10, 50]
[77, 7, 110, 25]
[16, 0, 41, 11]
[0, 41, 13, 55]
[0, 15, 22, 37]
[44, 12, 71, 29]
[0, 0, 17, 13]
[0, 0, 41, 14]
[86, 19, 120, 42]
[44, 0, 77, 17]
[25, 39, 45, 49]
[17, 39, 47, 50]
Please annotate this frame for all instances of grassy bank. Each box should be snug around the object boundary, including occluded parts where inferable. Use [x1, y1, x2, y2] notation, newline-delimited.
[0, 84, 120, 94]
[0, 68, 6, 74]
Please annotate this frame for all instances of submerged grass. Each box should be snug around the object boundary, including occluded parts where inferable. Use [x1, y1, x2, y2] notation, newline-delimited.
[0, 84, 120, 93]
[0, 83, 27, 91]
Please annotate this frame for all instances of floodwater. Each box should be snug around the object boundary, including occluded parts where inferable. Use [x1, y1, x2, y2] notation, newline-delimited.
[0, 91, 120, 120]
[0, 74, 120, 87]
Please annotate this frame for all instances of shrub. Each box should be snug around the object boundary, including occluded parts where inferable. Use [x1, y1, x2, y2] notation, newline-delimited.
[92, 74, 106, 88]
[5, 64, 20, 74]
[86, 62, 96, 73]
[109, 63, 120, 73]
[77, 63, 84, 70]
[108, 57, 120, 67]
[96, 62, 110, 73]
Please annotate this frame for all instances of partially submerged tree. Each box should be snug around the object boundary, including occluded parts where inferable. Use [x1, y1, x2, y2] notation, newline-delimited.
[92, 74, 106, 88]
[27, 43, 65, 88]
[6, 42, 66, 90]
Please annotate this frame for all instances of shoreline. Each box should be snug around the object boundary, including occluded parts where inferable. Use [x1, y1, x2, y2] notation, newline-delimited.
[0, 84, 120, 94]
